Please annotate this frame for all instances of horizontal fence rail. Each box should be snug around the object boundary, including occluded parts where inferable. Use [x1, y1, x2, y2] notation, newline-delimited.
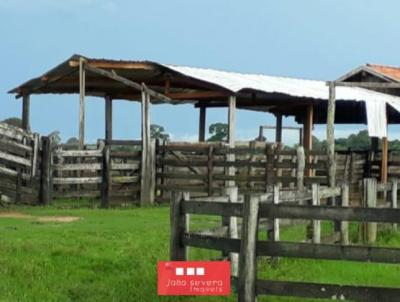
[171, 181, 400, 302]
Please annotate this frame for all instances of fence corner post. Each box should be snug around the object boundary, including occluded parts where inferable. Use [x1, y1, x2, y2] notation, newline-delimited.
[362, 178, 377, 244]
[39, 136, 53, 205]
[238, 194, 260, 302]
[170, 191, 188, 261]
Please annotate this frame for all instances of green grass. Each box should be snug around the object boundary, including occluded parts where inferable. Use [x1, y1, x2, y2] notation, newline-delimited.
[0, 205, 399, 302]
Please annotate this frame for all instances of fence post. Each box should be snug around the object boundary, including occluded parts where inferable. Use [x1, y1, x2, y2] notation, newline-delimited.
[39, 136, 52, 205]
[265, 144, 275, 192]
[296, 146, 305, 193]
[391, 178, 398, 231]
[362, 178, 377, 244]
[238, 194, 259, 302]
[140, 139, 156, 206]
[208, 145, 214, 196]
[312, 183, 321, 244]
[340, 182, 350, 245]
[101, 144, 110, 208]
[170, 191, 188, 261]
[226, 186, 239, 277]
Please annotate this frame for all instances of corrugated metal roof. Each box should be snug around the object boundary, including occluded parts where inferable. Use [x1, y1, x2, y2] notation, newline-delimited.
[366, 64, 400, 82]
[164, 64, 400, 104]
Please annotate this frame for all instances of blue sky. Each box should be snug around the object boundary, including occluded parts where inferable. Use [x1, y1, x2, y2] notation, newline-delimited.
[1, 0, 400, 145]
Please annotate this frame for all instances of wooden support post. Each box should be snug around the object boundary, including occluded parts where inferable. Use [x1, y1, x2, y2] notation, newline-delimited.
[341, 182, 350, 245]
[40, 136, 52, 205]
[275, 114, 282, 143]
[304, 104, 313, 177]
[226, 186, 239, 277]
[140, 90, 156, 205]
[170, 191, 188, 261]
[79, 58, 86, 149]
[198, 107, 206, 142]
[265, 145, 275, 192]
[362, 178, 377, 244]
[381, 136, 388, 184]
[227, 96, 236, 187]
[238, 194, 259, 302]
[312, 183, 321, 244]
[22, 94, 30, 131]
[101, 145, 110, 208]
[327, 82, 336, 190]
[268, 185, 280, 266]
[391, 179, 398, 231]
[105, 96, 113, 142]
[296, 146, 305, 192]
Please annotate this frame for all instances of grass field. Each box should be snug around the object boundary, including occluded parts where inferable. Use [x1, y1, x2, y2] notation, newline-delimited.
[0, 204, 399, 302]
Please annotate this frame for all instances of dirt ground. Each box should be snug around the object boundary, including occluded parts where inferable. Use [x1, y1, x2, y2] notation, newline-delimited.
[0, 212, 80, 223]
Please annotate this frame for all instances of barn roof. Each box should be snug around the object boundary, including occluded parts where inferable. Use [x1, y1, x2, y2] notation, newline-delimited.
[8, 54, 400, 135]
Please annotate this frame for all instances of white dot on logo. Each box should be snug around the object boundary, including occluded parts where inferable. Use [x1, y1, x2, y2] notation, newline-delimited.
[186, 267, 195, 275]
[176, 267, 184, 276]
[196, 267, 205, 276]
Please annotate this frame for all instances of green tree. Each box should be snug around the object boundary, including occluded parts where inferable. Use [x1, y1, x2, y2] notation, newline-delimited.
[48, 131, 62, 145]
[207, 123, 228, 142]
[65, 137, 79, 146]
[1, 117, 22, 128]
[150, 124, 170, 141]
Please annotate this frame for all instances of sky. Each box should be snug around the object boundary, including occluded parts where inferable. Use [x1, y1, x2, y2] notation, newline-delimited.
[1, 0, 400, 145]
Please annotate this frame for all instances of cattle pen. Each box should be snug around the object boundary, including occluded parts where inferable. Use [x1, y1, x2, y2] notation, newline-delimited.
[3, 55, 400, 301]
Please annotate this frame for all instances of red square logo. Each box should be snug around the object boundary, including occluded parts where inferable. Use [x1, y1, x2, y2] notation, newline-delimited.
[158, 261, 231, 296]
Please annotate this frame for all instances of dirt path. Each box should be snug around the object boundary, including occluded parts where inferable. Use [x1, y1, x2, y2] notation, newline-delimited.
[0, 211, 80, 223]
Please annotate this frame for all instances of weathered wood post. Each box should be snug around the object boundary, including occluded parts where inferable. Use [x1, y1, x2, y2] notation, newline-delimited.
[296, 146, 305, 193]
[275, 113, 282, 143]
[362, 178, 377, 244]
[340, 182, 350, 245]
[238, 194, 260, 302]
[105, 96, 113, 142]
[226, 186, 239, 277]
[198, 107, 206, 142]
[304, 104, 314, 177]
[21, 94, 30, 131]
[312, 183, 321, 244]
[170, 191, 189, 261]
[226, 95, 236, 188]
[78, 58, 86, 149]
[140, 88, 156, 205]
[40, 136, 53, 204]
[207, 145, 214, 196]
[391, 178, 398, 231]
[101, 144, 110, 208]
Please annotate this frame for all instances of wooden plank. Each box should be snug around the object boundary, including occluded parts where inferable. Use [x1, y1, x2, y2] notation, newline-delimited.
[183, 233, 240, 253]
[258, 203, 400, 223]
[0, 122, 34, 141]
[54, 150, 103, 157]
[53, 163, 102, 171]
[256, 279, 400, 302]
[257, 241, 400, 264]
[227, 95, 236, 188]
[52, 177, 102, 185]
[238, 195, 259, 302]
[0, 151, 31, 167]
[111, 163, 139, 170]
[183, 200, 243, 217]
[0, 166, 31, 180]
[327, 82, 336, 188]
[112, 176, 140, 184]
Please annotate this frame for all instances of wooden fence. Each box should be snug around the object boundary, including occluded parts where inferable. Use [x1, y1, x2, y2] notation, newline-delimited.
[0, 123, 40, 204]
[156, 142, 329, 200]
[171, 180, 400, 302]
